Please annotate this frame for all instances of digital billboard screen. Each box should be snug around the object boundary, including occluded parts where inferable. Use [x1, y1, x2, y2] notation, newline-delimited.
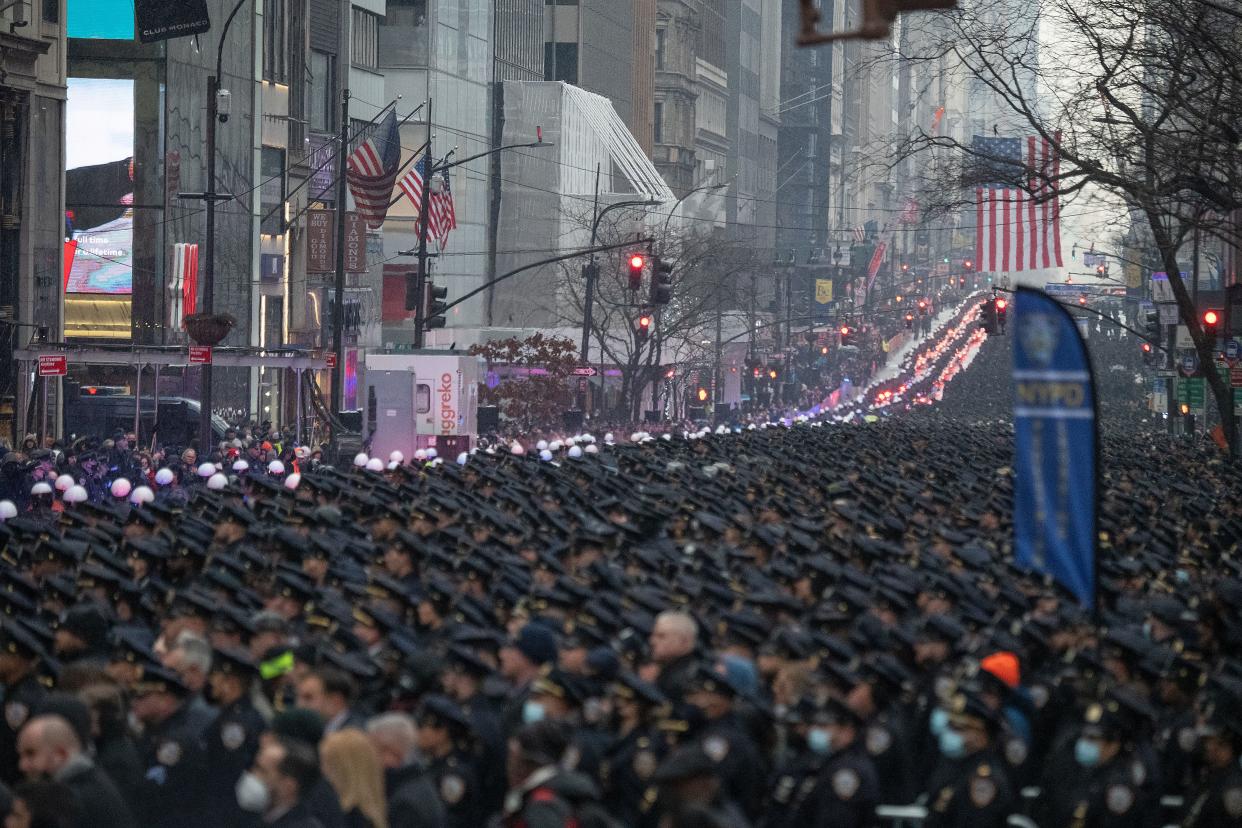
[65, 78, 134, 296]
[68, 0, 135, 39]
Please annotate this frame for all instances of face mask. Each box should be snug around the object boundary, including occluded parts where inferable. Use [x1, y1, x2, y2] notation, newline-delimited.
[930, 708, 950, 736]
[1175, 569, 1190, 584]
[1141, 622, 1153, 640]
[235, 771, 270, 813]
[938, 727, 966, 759]
[522, 701, 546, 724]
[1075, 738, 1102, 768]
[807, 728, 832, 756]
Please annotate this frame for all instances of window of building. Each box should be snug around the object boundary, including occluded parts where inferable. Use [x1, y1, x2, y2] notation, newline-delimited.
[654, 102, 664, 145]
[544, 42, 578, 84]
[261, 147, 287, 236]
[385, 0, 428, 26]
[42, 0, 58, 24]
[352, 9, 379, 70]
[309, 51, 337, 132]
[655, 28, 666, 70]
[263, 0, 288, 83]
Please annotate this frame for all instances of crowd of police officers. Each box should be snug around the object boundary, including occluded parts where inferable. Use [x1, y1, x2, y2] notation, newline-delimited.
[0, 329, 1237, 828]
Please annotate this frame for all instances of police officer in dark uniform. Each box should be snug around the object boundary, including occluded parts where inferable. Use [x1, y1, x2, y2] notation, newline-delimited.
[442, 644, 506, 817]
[848, 654, 917, 806]
[0, 621, 48, 786]
[789, 698, 880, 828]
[1179, 690, 1242, 828]
[600, 672, 669, 828]
[1044, 690, 1157, 828]
[763, 698, 824, 828]
[131, 663, 211, 828]
[923, 690, 1016, 828]
[201, 647, 267, 825]
[684, 662, 766, 822]
[417, 694, 482, 828]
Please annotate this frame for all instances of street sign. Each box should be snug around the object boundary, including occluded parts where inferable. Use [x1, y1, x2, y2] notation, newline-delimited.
[1177, 377, 1206, 410]
[1226, 338, 1241, 364]
[571, 367, 598, 377]
[326, 353, 338, 369]
[188, 346, 212, 365]
[1158, 304, 1179, 326]
[1179, 351, 1199, 376]
[1155, 369, 1176, 378]
[37, 355, 66, 377]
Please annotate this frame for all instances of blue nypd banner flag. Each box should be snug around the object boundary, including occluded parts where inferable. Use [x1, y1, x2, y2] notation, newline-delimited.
[1012, 287, 1099, 609]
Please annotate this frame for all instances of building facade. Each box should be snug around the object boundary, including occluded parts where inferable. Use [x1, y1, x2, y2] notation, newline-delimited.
[0, 0, 66, 439]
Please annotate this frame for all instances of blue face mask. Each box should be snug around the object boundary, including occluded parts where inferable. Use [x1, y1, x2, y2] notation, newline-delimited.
[1075, 738, 1101, 767]
[522, 701, 546, 724]
[930, 708, 950, 736]
[1175, 569, 1190, 584]
[1141, 621, 1153, 640]
[807, 728, 832, 756]
[938, 728, 966, 759]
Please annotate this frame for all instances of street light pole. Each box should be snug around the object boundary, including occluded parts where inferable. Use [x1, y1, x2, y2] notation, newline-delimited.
[195, 0, 248, 451]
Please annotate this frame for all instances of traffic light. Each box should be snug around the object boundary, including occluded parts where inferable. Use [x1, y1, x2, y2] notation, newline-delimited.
[628, 253, 646, 292]
[995, 297, 1007, 333]
[425, 282, 448, 329]
[768, 367, 780, 381]
[918, 299, 928, 315]
[1203, 308, 1222, 337]
[963, 259, 973, 272]
[696, 387, 709, 402]
[635, 312, 652, 340]
[958, 276, 966, 287]
[840, 324, 853, 346]
[650, 257, 674, 305]
[904, 312, 914, 329]
[901, 263, 910, 275]
[1142, 307, 1160, 342]
[979, 298, 997, 334]
[1096, 264, 1107, 276]
[1078, 294, 1088, 306]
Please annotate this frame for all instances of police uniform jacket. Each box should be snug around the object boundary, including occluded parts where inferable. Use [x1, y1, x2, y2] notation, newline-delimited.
[924, 749, 1015, 828]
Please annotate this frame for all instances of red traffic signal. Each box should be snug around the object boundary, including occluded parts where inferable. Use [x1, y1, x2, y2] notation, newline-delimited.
[1140, 342, 1152, 353]
[636, 313, 652, 338]
[1203, 309, 1220, 331]
[963, 259, 973, 271]
[696, 387, 708, 402]
[1078, 295, 1088, 306]
[995, 298, 1007, 311]
[840, 325, 850, 336]
[628, 254, 646, 291]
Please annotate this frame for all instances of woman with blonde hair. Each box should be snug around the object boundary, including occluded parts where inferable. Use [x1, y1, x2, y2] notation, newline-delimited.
[320, 729, 389, 828]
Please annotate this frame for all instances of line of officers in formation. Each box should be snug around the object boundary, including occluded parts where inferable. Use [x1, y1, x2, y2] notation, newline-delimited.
[0, 435, 1234, 827]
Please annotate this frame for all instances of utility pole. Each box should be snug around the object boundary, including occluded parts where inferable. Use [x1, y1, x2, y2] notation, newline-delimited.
[581, 164, 602, 413]
[330, 89, 350, 416]
[181, 0, 247, 451]
[413, 99, 435, 348]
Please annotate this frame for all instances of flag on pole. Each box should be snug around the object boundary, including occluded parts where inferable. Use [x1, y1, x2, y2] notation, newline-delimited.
[972, 132, 1063, 275]
[397, 152, 441, 242]
[431, 170, 457, 250]
[170, 242, 199, 329]
[345, 110, 401, 229]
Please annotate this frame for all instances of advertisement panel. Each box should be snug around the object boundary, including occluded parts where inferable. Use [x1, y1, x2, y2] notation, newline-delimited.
[65, 78, 134, 297]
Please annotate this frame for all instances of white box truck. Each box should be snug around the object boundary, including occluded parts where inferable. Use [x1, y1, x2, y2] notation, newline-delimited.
[364, 351, 482, 459]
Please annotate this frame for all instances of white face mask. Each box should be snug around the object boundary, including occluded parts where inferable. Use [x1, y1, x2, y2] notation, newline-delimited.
[235, 771, 271, 813]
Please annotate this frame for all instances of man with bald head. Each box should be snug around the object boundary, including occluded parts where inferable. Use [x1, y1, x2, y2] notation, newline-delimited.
[17, 714, 136, 828]
[648, 611, 700, 704]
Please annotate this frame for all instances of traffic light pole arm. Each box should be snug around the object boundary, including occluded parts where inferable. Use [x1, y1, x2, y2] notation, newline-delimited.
[991, 287, 1171, 354]
[432, 140, 551, 174]
[437, 239, 655, 319]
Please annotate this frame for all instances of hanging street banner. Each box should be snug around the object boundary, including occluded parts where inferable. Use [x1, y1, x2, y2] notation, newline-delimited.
[1012, 287, 1099, 609]
[815, 279, 834, 304]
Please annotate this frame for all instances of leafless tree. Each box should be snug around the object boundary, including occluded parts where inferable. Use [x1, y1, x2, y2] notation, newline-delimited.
[865, 0, 1242, 454]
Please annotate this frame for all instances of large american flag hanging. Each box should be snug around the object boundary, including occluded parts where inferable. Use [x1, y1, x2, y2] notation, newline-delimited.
[397, 152, 440, 242]
[972, 133, 1063, 274]
[346, 110, 401, 229]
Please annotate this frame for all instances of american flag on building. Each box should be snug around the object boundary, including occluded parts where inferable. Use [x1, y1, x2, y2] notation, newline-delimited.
[346, 110, 402, 229]
[972, 132, 1063, 274]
